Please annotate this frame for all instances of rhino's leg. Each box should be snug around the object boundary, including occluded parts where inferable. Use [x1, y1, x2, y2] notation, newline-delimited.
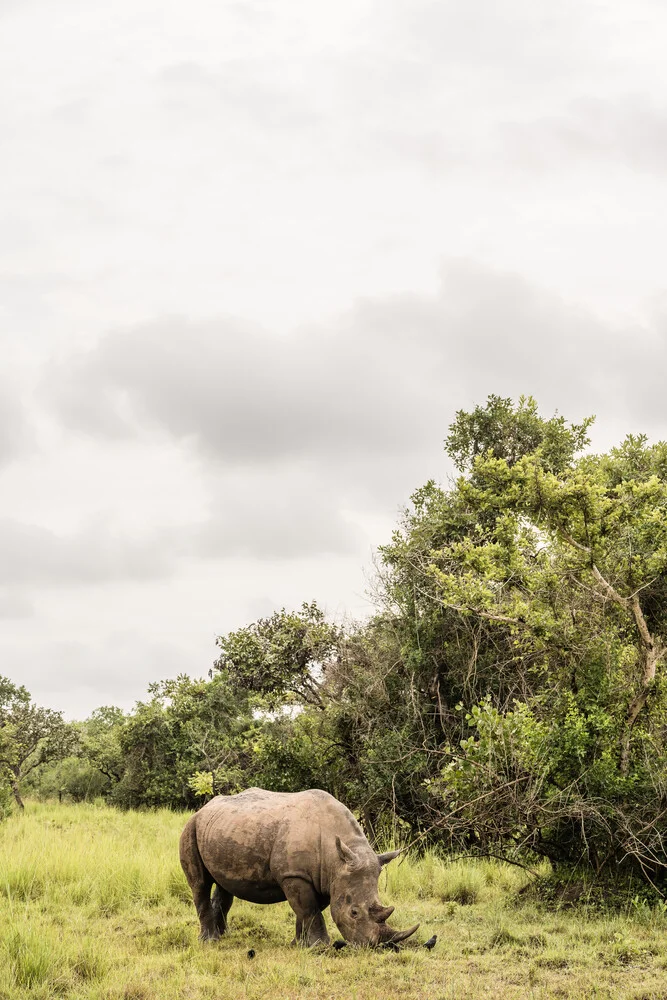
[281, 877, 330, 948]
[179, 816, 220, 941]
[211, 884, 233, 935]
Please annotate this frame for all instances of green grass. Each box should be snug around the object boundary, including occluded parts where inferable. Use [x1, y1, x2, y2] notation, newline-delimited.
[1, 803, 667, 999]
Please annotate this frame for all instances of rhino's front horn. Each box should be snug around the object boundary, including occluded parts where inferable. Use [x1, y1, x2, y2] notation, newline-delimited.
[369, 903, 395, 923]
[384, 923, 420, 944]
[377, 849, 401, 867]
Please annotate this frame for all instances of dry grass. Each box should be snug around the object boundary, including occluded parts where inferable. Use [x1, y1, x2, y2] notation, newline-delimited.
[1, 802, 667, 999]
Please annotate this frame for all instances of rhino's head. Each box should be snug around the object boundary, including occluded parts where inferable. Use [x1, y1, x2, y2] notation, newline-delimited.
[330, 837, 419, 947]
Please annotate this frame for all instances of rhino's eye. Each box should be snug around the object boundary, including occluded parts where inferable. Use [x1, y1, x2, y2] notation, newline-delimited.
[350, 908, 359, 919]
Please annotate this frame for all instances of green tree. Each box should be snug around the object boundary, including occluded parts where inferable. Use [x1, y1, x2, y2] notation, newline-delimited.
[80, 706, 127, 786]
[376, 399, 667, 875]
[214, 602, 341, 708]
[432, 432, 667, 774]
[110, 674, 256, 808]
[0, 677, 76, 810]
[446, 393, 593, 474]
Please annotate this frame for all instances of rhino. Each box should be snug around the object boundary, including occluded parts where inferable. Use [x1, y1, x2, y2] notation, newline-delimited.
[179, 787, 419, 947]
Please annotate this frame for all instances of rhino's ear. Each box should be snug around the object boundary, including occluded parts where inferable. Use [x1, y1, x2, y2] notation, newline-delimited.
[336, 836, 358, 867]
[377, 849, 401, 867]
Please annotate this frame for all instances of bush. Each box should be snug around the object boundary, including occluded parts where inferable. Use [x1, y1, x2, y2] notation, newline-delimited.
[28, 757, 110, 803]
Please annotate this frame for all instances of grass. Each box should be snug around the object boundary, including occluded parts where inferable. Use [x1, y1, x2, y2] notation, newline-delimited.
[1, 803, 667, 999]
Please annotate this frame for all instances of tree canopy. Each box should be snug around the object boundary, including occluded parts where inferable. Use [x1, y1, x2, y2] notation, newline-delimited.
[0, 677, 75, 809]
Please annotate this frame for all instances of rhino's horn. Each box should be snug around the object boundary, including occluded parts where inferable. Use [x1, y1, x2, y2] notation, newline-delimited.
[377, 849, 401, 867]
[383, 923, 420, 944]
[335, 836, 359, 867]
[369, 903, 395, 923]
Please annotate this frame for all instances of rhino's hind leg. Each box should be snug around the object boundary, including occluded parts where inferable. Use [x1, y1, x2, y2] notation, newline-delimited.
[211, 884, 233, 935]
[179, 816, 221, 942]
[281, 877, 330, 948]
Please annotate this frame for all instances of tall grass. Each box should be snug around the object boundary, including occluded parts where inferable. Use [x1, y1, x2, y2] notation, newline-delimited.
[0, 802, 531, 916]
[2, 801, 667, 1000]
[0, 801, 189, 913]
[383, 853, 538, 905]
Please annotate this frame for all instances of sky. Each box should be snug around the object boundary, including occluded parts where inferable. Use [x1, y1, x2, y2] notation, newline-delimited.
[2, 0, 667, 718]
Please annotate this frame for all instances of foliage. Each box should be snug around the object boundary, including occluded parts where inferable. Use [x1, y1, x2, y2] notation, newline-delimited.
[0, 677, 76, 811]
[187, 770, 214, 799]
[445, 393, 593, 474]
[27, 757, 109, 803]
[214, 602, 340, 708]
[107, 674, 257, 808]
[376, 397, 667, 877]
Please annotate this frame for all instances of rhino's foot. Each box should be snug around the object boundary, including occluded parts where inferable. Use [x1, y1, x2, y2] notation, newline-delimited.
[292, 935, 330, 949]
[291, 920, 330, 948]
[296, 924, 331, 949]
[199, 927, 222, 943]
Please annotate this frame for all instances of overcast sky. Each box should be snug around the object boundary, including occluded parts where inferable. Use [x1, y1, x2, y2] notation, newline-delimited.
[2, 0, 667, 717]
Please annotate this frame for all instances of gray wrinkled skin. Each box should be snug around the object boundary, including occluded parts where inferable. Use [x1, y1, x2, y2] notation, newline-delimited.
[179, 787, 419, 947]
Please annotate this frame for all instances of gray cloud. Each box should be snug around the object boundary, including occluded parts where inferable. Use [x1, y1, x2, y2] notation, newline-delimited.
[0, 380, 30, 466]
[190, 471, 366, 560]
[0, 590, 34, 619]
[0, 517, 175, 587]
[4, 630, 197, 718]
[48, 259, 646, 469]
[0, 467, 367, 591]
[42, 258, 667, 580]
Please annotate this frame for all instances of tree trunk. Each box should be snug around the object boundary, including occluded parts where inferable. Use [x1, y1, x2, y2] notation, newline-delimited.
[12, 779, 24, 810]
[585, 565, 664, 775]
[361, 806, 377, 844]
[619, 637, 661, 775]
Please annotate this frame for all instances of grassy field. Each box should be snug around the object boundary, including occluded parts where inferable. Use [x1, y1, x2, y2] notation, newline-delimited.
[1, 803, 667, 1000]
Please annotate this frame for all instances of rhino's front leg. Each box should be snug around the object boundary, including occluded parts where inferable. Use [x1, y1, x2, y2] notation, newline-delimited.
[281, 877, 330, 947]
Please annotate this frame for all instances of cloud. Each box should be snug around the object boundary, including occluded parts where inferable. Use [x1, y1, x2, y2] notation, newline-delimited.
[501, 98, 667, 176]
[0, 380, 30, 466]
[0, 517, 175, 587]
[156, 59, 322, 134]
[0, 591, 34, 619]
[45, 311, 441, 470]
[189, 470, 366, 559]
[40, 257, 667, 575]
[48, 259, 649, 471]
[2, 630, 196, 719]
[0, 466, 367, 591]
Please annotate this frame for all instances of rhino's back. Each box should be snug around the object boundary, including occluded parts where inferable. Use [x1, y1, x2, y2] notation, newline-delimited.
[194, 788, 360, 902]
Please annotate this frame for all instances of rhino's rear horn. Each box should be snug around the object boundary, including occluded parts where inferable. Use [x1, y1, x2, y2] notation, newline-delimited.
[335, 836, 359, 868]
[369, 903, 394, 923]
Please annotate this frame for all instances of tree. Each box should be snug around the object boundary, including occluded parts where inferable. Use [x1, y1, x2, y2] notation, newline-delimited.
[433, 432, 667, 775]
[108, 674, 256, 809]
[446, 393, 593, 475]
[214, 602, 341, 708]
[376, 400, 667, 876]
[0, 677, 76, 809]
[80, 706, 127, 785]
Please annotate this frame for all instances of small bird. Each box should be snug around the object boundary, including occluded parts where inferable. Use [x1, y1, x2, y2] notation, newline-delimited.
[332, 940, 347, 950]
[247, 949, 256, 959]
[423, 934, 437, 951]
[382, 941, 400, 952]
